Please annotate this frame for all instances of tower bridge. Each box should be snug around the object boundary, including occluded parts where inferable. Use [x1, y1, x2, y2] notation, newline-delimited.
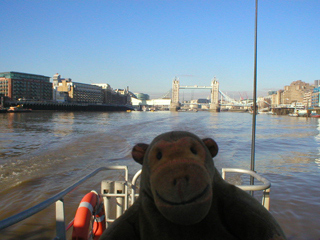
[170, 77, 220, 111]
[169, 77, 253, 111]
[134, 77, 254, 110]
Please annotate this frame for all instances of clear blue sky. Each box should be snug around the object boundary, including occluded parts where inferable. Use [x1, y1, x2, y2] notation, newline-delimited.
[1, 0, 319, 99]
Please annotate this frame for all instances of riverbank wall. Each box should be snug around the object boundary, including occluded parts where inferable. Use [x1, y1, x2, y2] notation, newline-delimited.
[4, 101, 134, 112]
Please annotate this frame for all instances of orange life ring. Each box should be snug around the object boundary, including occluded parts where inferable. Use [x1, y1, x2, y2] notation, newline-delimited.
[72, 191, 106, 240]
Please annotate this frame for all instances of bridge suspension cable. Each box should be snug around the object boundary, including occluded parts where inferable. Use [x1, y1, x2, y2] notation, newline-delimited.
[218, 90, 236, 103]
[160, 89, 172, 99]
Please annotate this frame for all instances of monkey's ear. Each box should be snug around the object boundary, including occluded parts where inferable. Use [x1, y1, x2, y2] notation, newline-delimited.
[202, 138, 219, 158]
[132, 143, 149, 165]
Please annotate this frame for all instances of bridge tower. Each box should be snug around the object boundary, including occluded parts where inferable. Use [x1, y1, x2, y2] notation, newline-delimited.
[210, 77, 220, 112]
[170, 77, 180, 111]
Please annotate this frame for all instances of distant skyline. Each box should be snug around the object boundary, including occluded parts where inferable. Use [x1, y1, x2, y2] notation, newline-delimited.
[1, 0, 319, 99]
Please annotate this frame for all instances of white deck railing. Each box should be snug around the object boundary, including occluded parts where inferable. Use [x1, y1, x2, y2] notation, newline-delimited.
[0, 166, 271, 240]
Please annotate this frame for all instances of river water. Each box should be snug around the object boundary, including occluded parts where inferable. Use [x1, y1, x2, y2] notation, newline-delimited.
[0, 111, 319, 239]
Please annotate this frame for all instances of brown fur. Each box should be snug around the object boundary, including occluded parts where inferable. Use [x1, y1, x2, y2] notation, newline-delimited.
[100, 131, 286, 240]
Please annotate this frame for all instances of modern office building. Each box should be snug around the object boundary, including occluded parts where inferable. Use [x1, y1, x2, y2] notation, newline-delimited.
[0, 71, 52, 101]
[311, 87, 320, 107]
[135, 93, 150, 100]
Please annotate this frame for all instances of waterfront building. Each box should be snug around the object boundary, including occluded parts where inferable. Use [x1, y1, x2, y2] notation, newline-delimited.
[270, 90, 283, 107]
[147, 98, 171, 110]
[70, 82, 104, 103]
[53, 74, 131, 105]
[271, 80, 314, 107]
[92, 83, 113, 104]
[0, 93, 4, 108]
[92, 84, 131, 105]
[303, 91, 312, 108]
[311, 87, 320, 108]
[54, 74, 104, 103]
[131, 93, 148, 107]
[114, 88, 131, 105]
[135, 93, 150, 100]
[131, 92, 170, 110]
[0, 71, 52, 101]
[268, 90, 277, 96]
[52, 73, 69, 102]
[131, 96, 171, 111]
[281, 80, 314, 105]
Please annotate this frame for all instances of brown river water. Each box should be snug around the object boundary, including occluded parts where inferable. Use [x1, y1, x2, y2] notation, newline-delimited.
[0, 111, 319, 239]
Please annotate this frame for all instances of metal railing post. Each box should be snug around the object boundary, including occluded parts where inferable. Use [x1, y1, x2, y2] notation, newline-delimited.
[55, 199, 66, 240]
[262, 188, 271, 210]
[131, 169, 142, 206]
[114, 182, 125, 218]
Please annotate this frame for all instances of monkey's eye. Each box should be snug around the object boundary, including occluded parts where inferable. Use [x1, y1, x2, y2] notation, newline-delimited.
[190, 147, 197, 155]
[156, 151, 162, 160]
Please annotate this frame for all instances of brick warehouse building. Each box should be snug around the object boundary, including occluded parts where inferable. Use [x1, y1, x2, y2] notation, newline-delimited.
[0, 72, 52, 101]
